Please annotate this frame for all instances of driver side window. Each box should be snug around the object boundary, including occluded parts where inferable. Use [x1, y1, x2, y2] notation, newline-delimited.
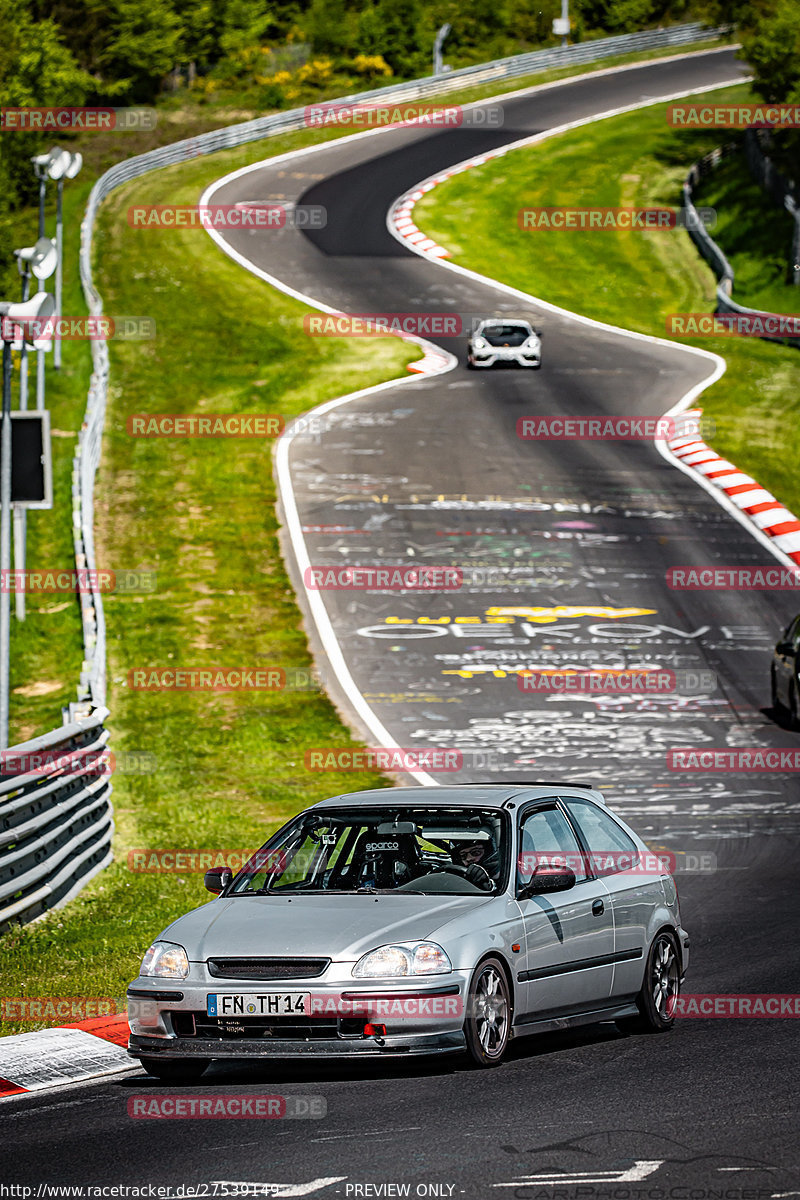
[517, 806, 588, 887]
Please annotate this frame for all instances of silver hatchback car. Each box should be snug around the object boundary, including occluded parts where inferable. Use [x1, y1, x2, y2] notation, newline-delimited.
[127, 783, 689, 1079]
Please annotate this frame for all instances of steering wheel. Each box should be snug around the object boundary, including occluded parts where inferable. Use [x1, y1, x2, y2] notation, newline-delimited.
[428, 861, 470, 877]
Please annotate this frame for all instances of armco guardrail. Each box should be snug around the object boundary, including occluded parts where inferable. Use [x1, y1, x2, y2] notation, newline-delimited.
[0, 22, 725, 935]
[683, 144, 738, 295]
[683, 143, 800, 346]
[0, 709, 112, 933]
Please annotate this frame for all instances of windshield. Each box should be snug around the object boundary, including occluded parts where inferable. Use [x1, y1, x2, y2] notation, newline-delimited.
[480, 323, 533, 346]
[230, 807, 508, 896]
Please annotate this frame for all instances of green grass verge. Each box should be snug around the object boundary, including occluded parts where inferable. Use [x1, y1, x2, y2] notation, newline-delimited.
[414, 82, 800, 520]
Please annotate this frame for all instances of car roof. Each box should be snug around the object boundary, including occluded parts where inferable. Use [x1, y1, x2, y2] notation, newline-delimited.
[310, 783, 606, 810]
[480, 318, 531, 327]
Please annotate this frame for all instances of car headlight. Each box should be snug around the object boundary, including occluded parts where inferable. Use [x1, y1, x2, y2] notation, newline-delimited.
[472, 337, 488, 350]
[140, 941, 190, 979]
[352, 941, 452, 978]
[523, 338, 540, 350]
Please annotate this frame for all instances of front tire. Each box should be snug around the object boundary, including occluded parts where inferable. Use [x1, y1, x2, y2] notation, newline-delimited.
[139, 1056, 211, 1082]
[617, 931, 680, 1035]
[464, 957, 511, 1068]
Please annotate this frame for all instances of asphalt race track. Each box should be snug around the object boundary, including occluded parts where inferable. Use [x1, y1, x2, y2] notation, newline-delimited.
[4, 49, 799, 1197]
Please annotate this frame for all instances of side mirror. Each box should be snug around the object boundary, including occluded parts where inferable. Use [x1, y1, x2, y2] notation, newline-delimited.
[776, 642, 793, 655]
[204, 867, 232, 895]
[518, 865, 576, 898]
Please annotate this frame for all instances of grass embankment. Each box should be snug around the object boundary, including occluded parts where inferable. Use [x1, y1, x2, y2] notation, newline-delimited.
[414, 83, 800, 519]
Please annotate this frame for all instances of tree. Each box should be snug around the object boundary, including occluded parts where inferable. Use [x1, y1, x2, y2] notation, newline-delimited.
[0, 0, 92, 295]
[738, 0, 800, 178]
[356, 2, 383, 55]
[307, 0, 353, 57]
[374, 0, 425, 77]
[85, 0, 182, 101]
[740, 0, 800, 103]
[176, 0, 217, 72]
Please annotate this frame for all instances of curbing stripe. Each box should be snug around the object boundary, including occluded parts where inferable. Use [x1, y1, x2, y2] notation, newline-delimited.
[0, 1015, 132, 1097]
[0, 1024, 134, 1098]
[0, 1077, 27, 1097]
[663, 413, 800, 565]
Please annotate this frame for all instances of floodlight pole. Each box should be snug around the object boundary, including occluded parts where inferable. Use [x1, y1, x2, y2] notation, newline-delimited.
[37, 173, 46, 239]
[36, 343, 46, 410]
[54, 179, 64, 369]
[15, 265, 29, 622]
[32, 166, 48, 406]
[19, 269, 29, 411]
[12, 510, 25, 624]
[1, 335, 12, 748]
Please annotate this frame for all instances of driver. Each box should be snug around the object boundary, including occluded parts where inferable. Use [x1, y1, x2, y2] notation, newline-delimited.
[453, 838, 498, 892]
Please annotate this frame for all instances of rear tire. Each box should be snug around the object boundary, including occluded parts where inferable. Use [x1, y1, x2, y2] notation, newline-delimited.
[790, 683, 799, 729]
[463, 957, 511, 1068]
[616, 931, 680, 1035]
[139, 1056, 211, 1082]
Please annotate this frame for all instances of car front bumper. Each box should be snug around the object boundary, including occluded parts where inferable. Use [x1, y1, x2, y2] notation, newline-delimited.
[128, 1029, 465, 1059]
[127, 973, 471, 1061]
[470, 349, 540, 367]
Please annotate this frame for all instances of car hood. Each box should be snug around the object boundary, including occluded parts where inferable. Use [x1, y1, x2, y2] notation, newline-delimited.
[161, 893, 493, 962]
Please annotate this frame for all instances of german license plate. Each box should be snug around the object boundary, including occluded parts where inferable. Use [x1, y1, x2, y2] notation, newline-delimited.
[207, 992, 309, 1017]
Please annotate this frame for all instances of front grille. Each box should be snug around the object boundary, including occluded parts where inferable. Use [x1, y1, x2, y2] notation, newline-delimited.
[207, 956, 330, 980]
[184, 1013, 340, 1041]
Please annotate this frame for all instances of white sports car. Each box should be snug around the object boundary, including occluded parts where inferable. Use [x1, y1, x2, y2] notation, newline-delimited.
[467, 319, 542, 369]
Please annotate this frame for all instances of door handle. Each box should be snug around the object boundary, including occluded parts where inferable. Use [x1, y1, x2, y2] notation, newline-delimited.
[592, 899, 605, 916]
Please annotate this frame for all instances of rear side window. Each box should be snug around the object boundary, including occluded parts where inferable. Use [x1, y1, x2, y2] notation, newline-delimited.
[563, 798, 639, 878]
[518, 806, 588, 885]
